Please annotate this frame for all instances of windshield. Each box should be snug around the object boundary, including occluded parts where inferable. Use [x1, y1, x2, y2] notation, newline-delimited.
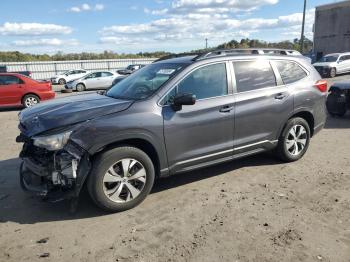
[319, 55, 339, 62]
[106, 63, 185, 100]
[126, 65, 134, 70]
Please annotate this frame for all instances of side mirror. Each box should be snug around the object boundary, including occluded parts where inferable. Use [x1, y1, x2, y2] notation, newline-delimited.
[171, 93, 196, 111]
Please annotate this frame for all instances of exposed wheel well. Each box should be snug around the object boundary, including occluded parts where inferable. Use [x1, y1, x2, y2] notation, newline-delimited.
[95, 139, 160, 177]
[289, 111, 315, 136]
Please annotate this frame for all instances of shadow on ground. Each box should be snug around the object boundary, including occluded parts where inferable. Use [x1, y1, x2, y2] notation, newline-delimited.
[324, 113, 350, 129]
[0, 153, 281, 224]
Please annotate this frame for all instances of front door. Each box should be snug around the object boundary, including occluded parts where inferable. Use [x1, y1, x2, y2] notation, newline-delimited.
[337, 55, 350, 73]
[162, 62, 235, 173]
[232, 60, 295, 154]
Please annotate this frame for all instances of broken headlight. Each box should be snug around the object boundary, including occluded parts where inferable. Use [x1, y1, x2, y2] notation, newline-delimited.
[33, 130, 72, 151]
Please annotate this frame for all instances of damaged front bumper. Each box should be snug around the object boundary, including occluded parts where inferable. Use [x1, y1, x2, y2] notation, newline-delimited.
[17, 134, 91, 202]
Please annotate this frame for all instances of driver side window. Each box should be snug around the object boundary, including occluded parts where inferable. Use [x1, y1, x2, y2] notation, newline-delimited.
[163, 63, 228, 105]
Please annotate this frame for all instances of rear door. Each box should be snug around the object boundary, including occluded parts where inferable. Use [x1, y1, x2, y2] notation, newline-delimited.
[162, 62, 235, 173]
[232, 59, 294, 154]
[0, 75, 24, 106]
[100, 72, 115, 88]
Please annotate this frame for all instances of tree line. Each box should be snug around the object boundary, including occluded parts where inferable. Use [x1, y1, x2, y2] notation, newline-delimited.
[0, 38, 312, 62]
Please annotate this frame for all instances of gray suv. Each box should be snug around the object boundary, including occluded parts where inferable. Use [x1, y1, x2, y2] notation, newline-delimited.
[17, 50, 327, 212]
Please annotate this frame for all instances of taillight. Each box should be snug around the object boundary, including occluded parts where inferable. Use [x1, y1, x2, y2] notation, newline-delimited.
[314, 80, 327, 93]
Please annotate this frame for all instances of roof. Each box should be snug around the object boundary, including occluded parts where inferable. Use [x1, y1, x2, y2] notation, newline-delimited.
[154, 55, 197, 64]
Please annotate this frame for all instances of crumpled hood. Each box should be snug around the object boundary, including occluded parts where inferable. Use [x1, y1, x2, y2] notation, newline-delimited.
[19, 93, 133, 136]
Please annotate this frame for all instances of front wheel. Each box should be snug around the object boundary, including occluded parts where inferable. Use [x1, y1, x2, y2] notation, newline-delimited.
[275, 117, 310, 162]
[87, 146, 155, 212]
[76, 83, 85, 92]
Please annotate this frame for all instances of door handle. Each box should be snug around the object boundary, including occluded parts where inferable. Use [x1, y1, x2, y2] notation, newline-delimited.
[220, 105, 234, 113]
[275, 93, 286, 100]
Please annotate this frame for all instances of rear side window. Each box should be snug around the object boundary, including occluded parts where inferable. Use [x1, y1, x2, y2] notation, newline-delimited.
[275, 61, 307, 84]
[233, 61, 276, 92]
[0, 75, 22, 85]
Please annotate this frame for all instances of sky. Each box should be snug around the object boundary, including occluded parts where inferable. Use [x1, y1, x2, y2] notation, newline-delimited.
[0, 0, 344, 54]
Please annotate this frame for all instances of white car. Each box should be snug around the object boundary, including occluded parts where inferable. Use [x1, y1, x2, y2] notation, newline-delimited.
[65, 71, 120, 91]
[51, 69, 89, 85]
[313, 52, 350, 78]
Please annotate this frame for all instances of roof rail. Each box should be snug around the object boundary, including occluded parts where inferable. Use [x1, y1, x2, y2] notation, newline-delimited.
[193, 48, 300, 61]
[153, 52, 202, 63]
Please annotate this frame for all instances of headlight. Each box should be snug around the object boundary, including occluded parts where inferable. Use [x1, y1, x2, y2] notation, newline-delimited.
[33, 131, 72, 151]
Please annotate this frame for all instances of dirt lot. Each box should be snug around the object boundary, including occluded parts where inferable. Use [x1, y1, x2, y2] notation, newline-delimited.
[0, 79, 350, 262]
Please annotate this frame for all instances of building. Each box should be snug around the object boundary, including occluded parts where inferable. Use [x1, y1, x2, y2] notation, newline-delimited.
[314, 0, 350, 59]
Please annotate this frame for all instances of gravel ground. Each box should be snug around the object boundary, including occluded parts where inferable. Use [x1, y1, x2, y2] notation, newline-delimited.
[0, 78, 350, 262]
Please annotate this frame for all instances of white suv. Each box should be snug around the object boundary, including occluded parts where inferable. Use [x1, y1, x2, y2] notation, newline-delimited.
[51, 69, 89, 85]
[313, 52, 350, 78]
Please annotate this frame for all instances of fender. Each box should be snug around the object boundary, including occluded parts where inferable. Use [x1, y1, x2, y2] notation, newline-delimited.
[276, 107, 315, 139]
[70, 128, 169, 175]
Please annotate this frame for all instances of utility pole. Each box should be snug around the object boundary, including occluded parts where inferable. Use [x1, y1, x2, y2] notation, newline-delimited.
[205, 38, 208, 49]
[300, 0, 307, 53]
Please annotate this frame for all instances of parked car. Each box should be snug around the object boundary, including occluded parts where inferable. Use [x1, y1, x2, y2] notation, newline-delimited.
[326, 81, 350, 117]
[117, 64, 145, 75]
[17, 49, 327, 212]
[313, 52, 350, 78]
[51, 69, 89, 85]
[0, 73, 55, 108]
[0, 65, 32, 77]
[65, 71, 120, 91]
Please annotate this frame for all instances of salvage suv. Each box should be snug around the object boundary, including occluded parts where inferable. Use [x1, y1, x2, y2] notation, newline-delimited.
[17, 49, 327, 212]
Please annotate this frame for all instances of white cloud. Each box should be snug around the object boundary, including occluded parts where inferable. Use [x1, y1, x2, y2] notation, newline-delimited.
[150, 0, 279, 15]
[99, 8, 315, 46]
[13, 38, 79, 47]
[0, 22, 72, 36]
[82, 4, 91, 11]
[68, 3, 104, 12]
[69, 7, 81, 13]
[95, 4, 104, 11]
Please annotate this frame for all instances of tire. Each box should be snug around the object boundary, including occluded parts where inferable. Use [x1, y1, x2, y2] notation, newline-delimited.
[22, 94, 40, 108]
[326, 91, 347, 117]
[87, 146, 155, 212]
[58, 78, 66, 85]
[329, 68, 336, 78]
[76, 83, 85, 92]
[275, 117, 311, 162]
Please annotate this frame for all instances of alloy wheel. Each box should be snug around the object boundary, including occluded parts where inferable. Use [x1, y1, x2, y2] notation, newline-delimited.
[285, 124, 307, 156]
[102, 158, 147, 203]
[24, 97, 38, 108]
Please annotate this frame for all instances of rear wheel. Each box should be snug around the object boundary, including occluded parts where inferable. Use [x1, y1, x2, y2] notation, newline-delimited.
[276, 117, 310, 162]
[76, 83, 85, 92]
[58, 78, 66, 85]
[87, 146, 155, 212]
[22, 94, 40, 108]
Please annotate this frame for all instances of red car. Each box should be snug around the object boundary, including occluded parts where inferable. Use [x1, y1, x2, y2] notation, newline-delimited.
[0, 73, 55, 108]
